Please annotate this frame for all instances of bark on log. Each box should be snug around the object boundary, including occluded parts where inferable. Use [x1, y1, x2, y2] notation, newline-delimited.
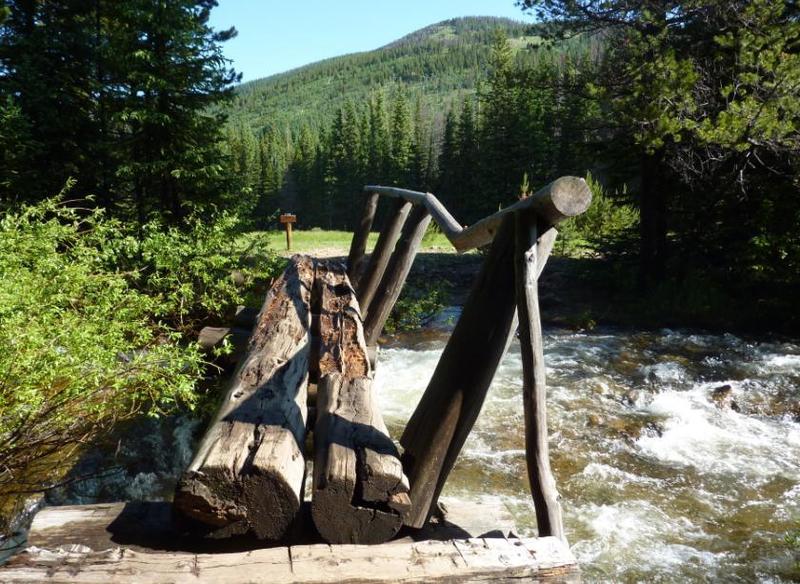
[515, 214, 564, 541]
[347, 192, 379, 289]
[312, 262, 411, 544]
[363, 205, 432, 346]
[400, 217, 558, 528]
[174, 256, 313, 540]
[357, 199, 412, 318]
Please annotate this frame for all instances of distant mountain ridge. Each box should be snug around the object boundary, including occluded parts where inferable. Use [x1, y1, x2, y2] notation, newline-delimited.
[227, 16, 539, 133]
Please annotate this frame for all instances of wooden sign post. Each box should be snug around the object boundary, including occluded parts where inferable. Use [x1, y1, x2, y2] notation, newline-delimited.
[280, 213, 297, 251]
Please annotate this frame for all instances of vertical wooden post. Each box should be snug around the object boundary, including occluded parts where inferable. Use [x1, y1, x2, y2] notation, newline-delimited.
[357, 199, 412, 317]
[347, 192, 380, 289]
[363, 206, 431, 346]
[515, 211, 564, 541]
[280, 213, 297, 251]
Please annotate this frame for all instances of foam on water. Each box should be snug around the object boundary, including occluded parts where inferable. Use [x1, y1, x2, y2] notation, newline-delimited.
[374, 325, 800, 582]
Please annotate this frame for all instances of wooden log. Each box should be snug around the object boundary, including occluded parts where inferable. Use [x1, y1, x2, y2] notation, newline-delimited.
[363, 205, 432, 346]
[3, 501, 581, 583]
[364, 176, 591, 253]
[357, 198, 412, 318]
[400, 215, 518, 528]
[400, 217, 558, 528]
[173, 256, 313, 540]
[346, 192, 379, 289]
[312, 262, 411, 544]
[515, 213, 564, 541]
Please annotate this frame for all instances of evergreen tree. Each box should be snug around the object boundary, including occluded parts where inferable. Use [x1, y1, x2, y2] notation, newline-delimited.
[389, 92, 413, 185]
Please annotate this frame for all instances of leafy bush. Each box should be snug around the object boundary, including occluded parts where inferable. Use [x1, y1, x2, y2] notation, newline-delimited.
[557, 173, 639, 258]
[0, 194, 281, 529]
[385, 280, 449, 333]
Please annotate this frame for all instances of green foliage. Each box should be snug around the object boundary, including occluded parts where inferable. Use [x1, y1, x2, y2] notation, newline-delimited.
[0, 0, 239, 219]
[113, 213, 283, 335]
[0, 193, 282, 525]
[558, 174, 639, 257]
[0, 196, 197, 518]
[385, 280, 449, 333]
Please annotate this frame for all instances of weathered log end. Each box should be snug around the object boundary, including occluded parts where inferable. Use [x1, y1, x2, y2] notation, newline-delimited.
[174, 256, 314, 540]
[532, 176, 592, 225]
[311, 262, 410, 544]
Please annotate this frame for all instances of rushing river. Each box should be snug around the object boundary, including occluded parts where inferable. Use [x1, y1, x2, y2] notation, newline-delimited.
[376, 321, 800, 582]
[13, 320, 800, 582]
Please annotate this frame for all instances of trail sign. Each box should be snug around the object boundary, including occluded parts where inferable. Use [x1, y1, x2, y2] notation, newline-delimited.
[280, 213, 297, 251]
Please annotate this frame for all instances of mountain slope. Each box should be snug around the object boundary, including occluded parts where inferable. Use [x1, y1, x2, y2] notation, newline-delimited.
[227, 17, 541, 132]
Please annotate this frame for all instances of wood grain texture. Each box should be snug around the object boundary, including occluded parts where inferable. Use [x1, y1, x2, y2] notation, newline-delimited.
[515, 215, 564, 541]
[400, 217, 559, 529]
[356, 198, 411, 317]
[2, 536, 578, 583]
[8, 501, 578, 581]
[400, 215, 518, 528]
[311, 262, 410, 544]
[174, 256, 313, 540]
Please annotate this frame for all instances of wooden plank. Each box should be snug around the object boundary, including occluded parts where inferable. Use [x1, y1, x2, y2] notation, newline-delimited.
[346, 192, 379, 289]
[363, 205, 432, 346]
[311, 262, 410, 544]
[22, 498, 517, 553]
[173, 256, 313, 540]
[357, 198, 412, 318]
[364, 176, 591, 253]
[2, 536, 578, 583]
[515, 214, 564, 541]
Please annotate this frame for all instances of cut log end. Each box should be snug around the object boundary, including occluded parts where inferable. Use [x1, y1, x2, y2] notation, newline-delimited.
[540, 176, 592, 222]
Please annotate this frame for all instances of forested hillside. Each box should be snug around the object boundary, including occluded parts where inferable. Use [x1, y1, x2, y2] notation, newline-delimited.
[229, 17, 535, 133]
[222, 17, 601, 229]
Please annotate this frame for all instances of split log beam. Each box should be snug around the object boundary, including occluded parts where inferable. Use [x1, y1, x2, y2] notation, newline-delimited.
[312, 262, 411, 544]
[357, 198, 412, 318]
[400, 216, 558, 528]
[174, 256, 313, 540]
[515, 213, 564, 541]
[346, 192, 379, 289]
[363, 205, 432, 346]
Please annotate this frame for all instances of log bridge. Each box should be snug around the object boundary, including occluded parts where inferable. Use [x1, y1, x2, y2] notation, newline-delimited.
[3, 177, 590, 583]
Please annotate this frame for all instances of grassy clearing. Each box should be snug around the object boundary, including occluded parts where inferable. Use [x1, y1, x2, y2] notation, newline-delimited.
[251, 228, 455, 256]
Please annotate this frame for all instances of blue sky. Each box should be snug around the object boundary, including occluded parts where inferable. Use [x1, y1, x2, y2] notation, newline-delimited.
[209, 1, 531, 83]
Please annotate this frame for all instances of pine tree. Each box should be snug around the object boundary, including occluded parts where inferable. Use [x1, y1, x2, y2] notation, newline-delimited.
[389, 92, 413, 185]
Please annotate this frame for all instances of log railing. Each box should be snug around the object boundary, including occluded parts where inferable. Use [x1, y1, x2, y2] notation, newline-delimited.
[177, 176, 590, 546]
[347, 176, 591, 541]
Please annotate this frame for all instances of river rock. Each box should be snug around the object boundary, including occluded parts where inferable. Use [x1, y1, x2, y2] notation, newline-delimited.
[709, 384, 740, 412]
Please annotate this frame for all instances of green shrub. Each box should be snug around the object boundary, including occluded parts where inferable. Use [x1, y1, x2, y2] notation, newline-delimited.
[0, 194, 281, 529]
[557, 173, 639, 258]
[385, 280, 449, 333]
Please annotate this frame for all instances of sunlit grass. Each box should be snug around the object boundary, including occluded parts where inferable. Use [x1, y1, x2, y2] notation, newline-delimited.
[246, 229, 454, 255]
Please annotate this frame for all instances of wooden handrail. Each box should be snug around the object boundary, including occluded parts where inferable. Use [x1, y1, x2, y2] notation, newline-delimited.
[363, 176, 592, 253]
